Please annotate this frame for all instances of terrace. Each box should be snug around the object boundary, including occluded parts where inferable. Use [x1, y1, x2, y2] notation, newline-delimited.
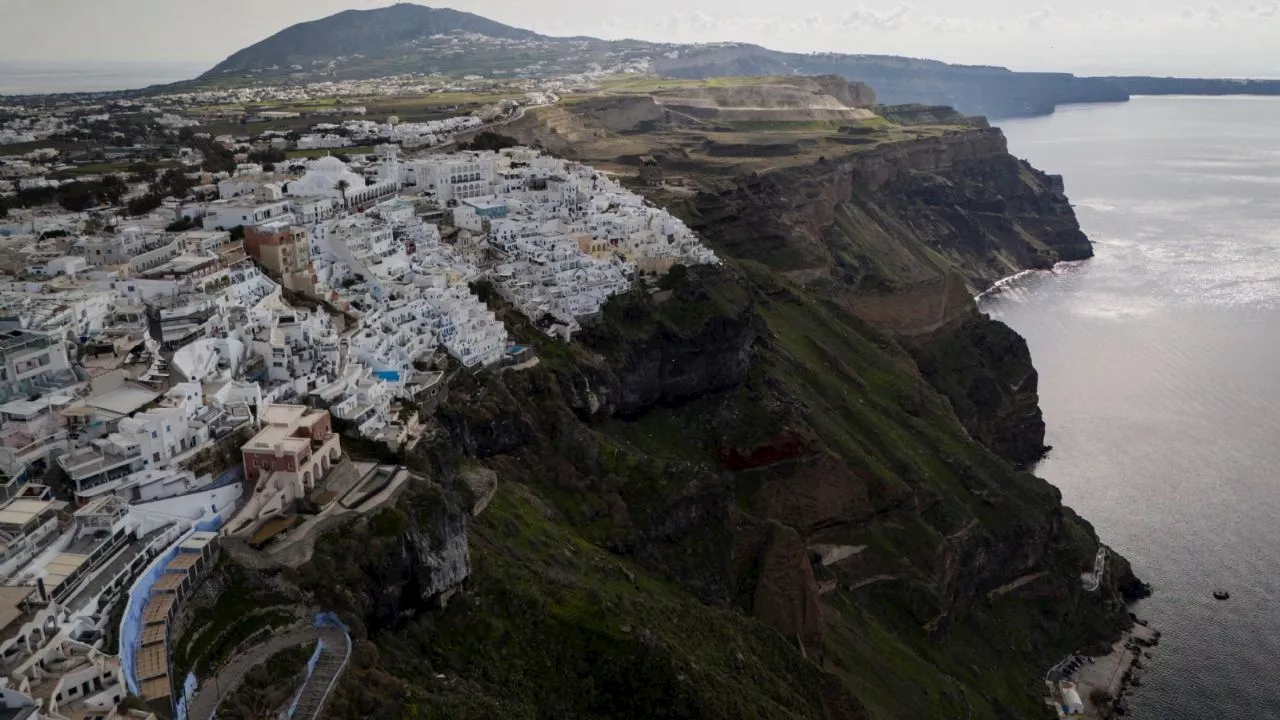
[57, 444, 143, 492]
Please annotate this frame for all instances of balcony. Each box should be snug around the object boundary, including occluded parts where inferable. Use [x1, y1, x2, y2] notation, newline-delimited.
[58, 446, 142, 489]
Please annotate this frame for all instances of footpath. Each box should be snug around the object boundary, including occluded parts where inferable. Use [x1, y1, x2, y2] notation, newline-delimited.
[185, 621, 348, 720]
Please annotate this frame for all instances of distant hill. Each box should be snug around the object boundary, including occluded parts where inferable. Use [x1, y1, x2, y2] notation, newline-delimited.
[205, 3, 543, 75]
[199, 3, 1280, 119]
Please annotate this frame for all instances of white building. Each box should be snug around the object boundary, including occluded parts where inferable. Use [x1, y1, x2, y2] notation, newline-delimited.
[404, 153, 496, 204]
[286, 155, 397, 208]
[201, 200, 293, 231]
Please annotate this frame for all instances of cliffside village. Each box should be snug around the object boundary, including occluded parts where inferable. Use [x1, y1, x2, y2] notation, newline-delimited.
[0, 98, 717, 716]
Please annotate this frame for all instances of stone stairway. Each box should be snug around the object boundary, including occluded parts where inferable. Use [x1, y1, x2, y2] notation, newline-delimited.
[284, 627, 350, 720]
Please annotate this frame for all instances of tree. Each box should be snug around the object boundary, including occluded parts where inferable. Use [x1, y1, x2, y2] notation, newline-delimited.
[58, 185, 96, 212]
[126, 193, 164, 217]
[127, 161, 157, 183]
[248, 148, 286, 164]
[458, 131, 519, 152]
[336, 179, 350, 207]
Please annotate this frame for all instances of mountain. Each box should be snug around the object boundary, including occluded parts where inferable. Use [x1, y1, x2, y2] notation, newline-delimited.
[206, 3, 543, 75]
[199, 4, 1280, 118]
[200, 4, 1127, 118]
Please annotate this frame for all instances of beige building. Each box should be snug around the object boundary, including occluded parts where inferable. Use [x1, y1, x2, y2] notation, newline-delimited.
[244, 222, 314, 294]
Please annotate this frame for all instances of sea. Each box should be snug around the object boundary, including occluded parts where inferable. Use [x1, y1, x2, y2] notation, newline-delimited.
[0, 61, 212, 96]
[985, 95, 1280, 719]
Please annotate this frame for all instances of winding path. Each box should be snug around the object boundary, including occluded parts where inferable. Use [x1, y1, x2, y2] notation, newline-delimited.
[185, 623, 346, 720]
[1082, 546, 1109, 592]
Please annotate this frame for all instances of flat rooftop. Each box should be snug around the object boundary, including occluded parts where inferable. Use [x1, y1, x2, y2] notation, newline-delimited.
[0, 499, 55, 528]
[260, 404, 309, 427]
[180, 531, 218, 552]
[136, 644, 167, 681]
[0, 585, 35, 634]
[44, 552, 90, 593]
[0, 397, 71, 416]
[461, 196, 507, 211]
[143, 254, 217, 277]
[0, 329, 50, 354]
[140, 675, 171, 701]
[245, 423, 309, 452]
[141, 624, 167, 646]
[83, 384, 161, 417]
[165, 553, 201, 572]
[143, 594, 175, 625]
[152, 574, 185, 593]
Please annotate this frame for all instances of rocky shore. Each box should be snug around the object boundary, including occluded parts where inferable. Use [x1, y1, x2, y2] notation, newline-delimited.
[1075, 620, 1161, 718]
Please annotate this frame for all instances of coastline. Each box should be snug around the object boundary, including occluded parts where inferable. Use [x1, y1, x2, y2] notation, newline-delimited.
[980, 253, 1161, 720]
[1082, 621, 1160, 718]
[973, 258, 1094, 303]
[1045, 621, 1159, 720]
[974, 268, 1040, 302]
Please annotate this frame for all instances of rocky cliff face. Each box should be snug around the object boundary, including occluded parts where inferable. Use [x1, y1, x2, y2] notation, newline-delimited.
[909, 317, 1049, 468]
[289, 477, 473, 634]
[400, 482, 471, 603]
[335, 260, 1132, 719]
[277, 118, 1133, 720]
[680, 126, 1084, 471]
[689, 127, 1091, 299]
[566, 272, 760, 418]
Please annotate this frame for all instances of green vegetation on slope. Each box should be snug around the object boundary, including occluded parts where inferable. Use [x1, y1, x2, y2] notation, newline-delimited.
[192, 92, 1129, 719]
[171, 561, 299, 678]
[216, 642, 315, 720]
[326, 262, 1127, 720]
[378, 484, 860, 719]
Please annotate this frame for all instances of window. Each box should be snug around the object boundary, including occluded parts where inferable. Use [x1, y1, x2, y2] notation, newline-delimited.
[152, 453, 160, 462]
[151, 431, 157, 439]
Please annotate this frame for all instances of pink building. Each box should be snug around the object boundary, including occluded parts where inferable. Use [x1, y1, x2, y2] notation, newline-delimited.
[241, 405, 340, 494]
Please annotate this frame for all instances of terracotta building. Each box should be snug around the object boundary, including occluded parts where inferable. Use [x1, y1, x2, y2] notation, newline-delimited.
[243, 221, 315, 294]
[240, 404, 340, 494]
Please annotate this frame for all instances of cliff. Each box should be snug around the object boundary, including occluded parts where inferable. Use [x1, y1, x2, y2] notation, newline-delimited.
[909, 317, 1049, 468]
[284, 263, 1132, 719]
[685, 126, 1090, 337]
[207, 97, 1135, 719]
[674, 125, 1075, 468]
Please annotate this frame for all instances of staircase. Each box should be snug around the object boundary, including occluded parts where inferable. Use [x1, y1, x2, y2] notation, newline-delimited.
[283, 626, 350, 720]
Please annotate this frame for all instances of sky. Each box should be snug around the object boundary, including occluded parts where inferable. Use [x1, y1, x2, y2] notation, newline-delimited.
[1, 0, 1278, 77]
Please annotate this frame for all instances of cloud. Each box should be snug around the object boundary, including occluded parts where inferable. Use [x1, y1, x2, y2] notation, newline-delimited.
[647, 2, 1280, 49]
[1018, 7, 1057, 30]
[651, 14, 694, 34]
[839, 4, 917, 31]
[689, 11, 717, 33]
[1249, 2, 1280, 18]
